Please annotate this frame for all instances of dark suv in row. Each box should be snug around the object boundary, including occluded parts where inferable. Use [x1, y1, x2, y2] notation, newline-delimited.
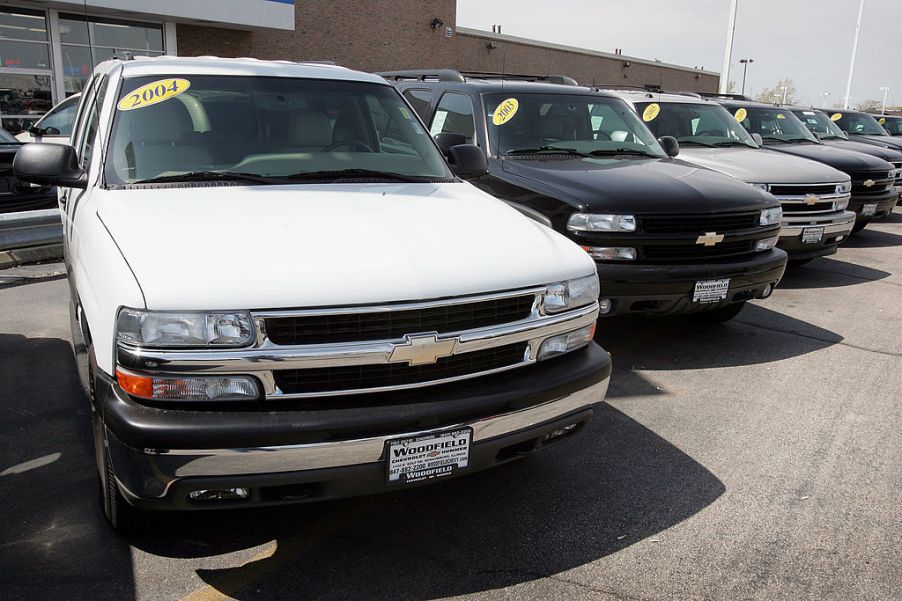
[381, 71, 787, 323]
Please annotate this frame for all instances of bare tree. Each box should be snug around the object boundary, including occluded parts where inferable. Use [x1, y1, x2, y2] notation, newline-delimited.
[755, 78, 797, 105]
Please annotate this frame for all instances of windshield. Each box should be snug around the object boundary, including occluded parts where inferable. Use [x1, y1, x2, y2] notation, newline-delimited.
[105, 75, 453, 185]
[484, 93, 665, 158]
[35, 94, 79, 137]
[834, 112, 891, 136]
[793, 109, 847, 140]
[0, 128, 18, 143]
[634, 101, 757, 148]
[733, 106, 819, 144]
[878, 116, 902, 135]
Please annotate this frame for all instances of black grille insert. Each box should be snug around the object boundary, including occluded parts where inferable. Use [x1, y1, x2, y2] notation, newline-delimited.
[769, 184, 837, 196]
[265, 295, 535, 345]
[781, 202, 835, 213]
[642, 239, 756, 261]
[274, 342, 529, 394]
[638, 212, 759, 234]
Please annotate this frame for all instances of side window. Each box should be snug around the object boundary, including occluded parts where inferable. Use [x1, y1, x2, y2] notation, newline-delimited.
[36, 95, 80, 136]
[402, 89, 433, 120]
[76, 77, 108, 171]
[429, 92, 476, 144]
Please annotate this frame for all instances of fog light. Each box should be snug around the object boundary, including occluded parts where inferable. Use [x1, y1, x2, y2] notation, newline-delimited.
[582, 246, 636, 261]
[188, 488, 250, 502]
[761, 283, 774, 298]
[756, 235, 779, 251]
[537, 324, 595, 361]
[836, 235, 845, 242]
[542, 423, 579, 442]
[598, 298, 613, 315]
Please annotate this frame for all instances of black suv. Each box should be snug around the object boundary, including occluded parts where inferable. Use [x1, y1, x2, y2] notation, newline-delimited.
[711, 97, 898, 231]
[877, 115, 902, 137]
[381, 71, 787, 322]
[828, 109, 902, 153]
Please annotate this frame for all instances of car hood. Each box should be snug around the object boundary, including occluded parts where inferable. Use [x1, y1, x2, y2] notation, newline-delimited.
[848, 134, 902, 152]
[678, 146, 849, 185]
[497, 156, 777, 213]
[821, 139, 902, 162]
[761, 142, 894, 172]
[95, 182, 594, 310]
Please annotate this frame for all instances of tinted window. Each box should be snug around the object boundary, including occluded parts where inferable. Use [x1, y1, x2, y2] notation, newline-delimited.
[402, 89, 433, 119]
[734, 107, 819, 144]
[792, 109, 846, 140]
[834, 112, 890, 136]
[635, 101, 757, 148]
[430, 92, 476, 144]
[879, 116, 902, 135]
[35, 95, 80, 136]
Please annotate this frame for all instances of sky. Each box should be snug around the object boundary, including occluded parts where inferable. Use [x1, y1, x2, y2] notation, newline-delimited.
[456, 0, 902, 109]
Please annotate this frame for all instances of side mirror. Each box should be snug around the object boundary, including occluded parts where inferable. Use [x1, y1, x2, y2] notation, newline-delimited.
[447, 144, 488, 180]
[434, 132, 467, 157]
[751, 133, 764, 146]
[658, 136, 680, 158]
[13, 143, 86, 188]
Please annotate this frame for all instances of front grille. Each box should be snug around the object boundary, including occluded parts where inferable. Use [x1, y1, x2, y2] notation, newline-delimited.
[265, 295, 535, 345]
[638, 212, 758, 234]
[892, 162, 902, 185]
[849, 170, 894, 195]
[642, 239, 755, 262]
[274, 342, 528, 394]
[769, 184, 837, 196]
[781, 201, 836, 213]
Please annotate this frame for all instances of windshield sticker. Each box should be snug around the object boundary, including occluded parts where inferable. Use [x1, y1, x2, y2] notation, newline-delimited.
[831, 113, 843, 121]
[492, 98, 519, 125]
[429, 111, 448, 136]
[642, 103, 660, 122]
[734, 108, 748, 122]
[879, 117, 887, 125]
[117, 78, 191, 111]
[776, 113, 786, 119]
[803, 111, 815, 115]
[398, 106, 412, 120]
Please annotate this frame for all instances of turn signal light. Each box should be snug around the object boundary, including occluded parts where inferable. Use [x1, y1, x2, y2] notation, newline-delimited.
[116, 370, 154, 398]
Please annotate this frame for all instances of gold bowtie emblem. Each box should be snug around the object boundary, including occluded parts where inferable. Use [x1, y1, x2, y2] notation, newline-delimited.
[696, 232, 725, 247]
[863, 179, 876, 187]
[389, 334, 457, 366]
[805, 194, 819, 205]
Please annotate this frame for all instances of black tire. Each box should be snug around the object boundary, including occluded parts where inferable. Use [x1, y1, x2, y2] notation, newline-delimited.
[851, 221, 867, 234]
[788, 258, 813, 268]
[693, 302, 745, 324]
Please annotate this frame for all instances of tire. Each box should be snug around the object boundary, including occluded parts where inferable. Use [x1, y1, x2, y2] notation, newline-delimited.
[693, 302, 745, 324]
[851, 221, 867, 234]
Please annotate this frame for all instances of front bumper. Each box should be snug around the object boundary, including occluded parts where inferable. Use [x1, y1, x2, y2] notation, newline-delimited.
[594, 249, 787, 317]
[848, 190, 898, 223]
[777, 211, 856, 260]
[99, 344, 612, 509]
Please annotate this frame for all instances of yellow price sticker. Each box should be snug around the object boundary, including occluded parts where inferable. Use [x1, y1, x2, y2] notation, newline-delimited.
[117, 78, 191, 111]
[734, 108, 748, 122]
[776, 113, 786, 119]
[643, 103, 661, 122]
[492, 98, 519, 126]
[879, 117, 886, 125]
[831, 113, 843, 121]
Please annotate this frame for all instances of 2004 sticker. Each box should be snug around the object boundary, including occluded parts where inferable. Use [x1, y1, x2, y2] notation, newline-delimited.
[492, 98, 519, 125]
[879, 117, 887, 125]
[643, 103, 660, 122]
[831, 113, 843, 121]
[734, 108, 748, 122]
[117, 78, 191, 111]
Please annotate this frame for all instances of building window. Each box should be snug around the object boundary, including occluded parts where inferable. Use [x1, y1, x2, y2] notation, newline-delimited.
[0, 7, 53, 133]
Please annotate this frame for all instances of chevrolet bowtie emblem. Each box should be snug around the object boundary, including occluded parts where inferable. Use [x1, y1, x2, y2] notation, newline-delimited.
[863, 179, 876, 187]
[805, 194, 819, 205]
[696, 232, 725, 247]
[389, 333, 457, 366]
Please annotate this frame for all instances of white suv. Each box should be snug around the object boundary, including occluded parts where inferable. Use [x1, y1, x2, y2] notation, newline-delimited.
[13, 56, 610, 532]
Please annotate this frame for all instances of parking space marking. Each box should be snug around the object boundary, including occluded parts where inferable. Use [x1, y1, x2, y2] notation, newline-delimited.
[1, 452, 61, 476]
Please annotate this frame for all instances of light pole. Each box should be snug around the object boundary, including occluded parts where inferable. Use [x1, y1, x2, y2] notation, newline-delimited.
[880, 87, 890, 114]
[844, 0, 866, 109]
[780, 85, 789, 105]
[719, 0, 739, 94]
[739, 58, 753, 95]
[820, 92, 831, 108]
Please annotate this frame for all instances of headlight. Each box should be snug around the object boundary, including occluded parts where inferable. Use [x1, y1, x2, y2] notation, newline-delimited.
[116, 369, 261, 401]
[755, 235, 779, 252]
[537, 324, 596, 361]
[759, 207, 783, 226]
[832, 197, 849, 211]
[543, 274, 600, 314]
[889, 168, 899, 179]
[583, 246, 636, 261]
[116, 308, 255, 348]
[567, 213, 637, 232]
[836, 181, 852, 194]
[751, 183, 770, 192]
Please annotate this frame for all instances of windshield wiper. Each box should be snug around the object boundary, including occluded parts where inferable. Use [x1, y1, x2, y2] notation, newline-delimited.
[284, 169, 443, 183]
[131, 171, 280, 185]
[711, 141, 755, 147]
[505, 146, 589, 156]
[586, 148, 659, 157]
[675, 140, 716, 147]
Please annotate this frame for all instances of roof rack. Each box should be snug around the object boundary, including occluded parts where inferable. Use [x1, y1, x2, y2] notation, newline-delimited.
[459, 71, 579, 86]
[595, 84, 703, 99]
[112, 51, 134, 61]
[697, 92, 751, 101]
[375, 69, 579, 86]
[376, 69, 466, 83]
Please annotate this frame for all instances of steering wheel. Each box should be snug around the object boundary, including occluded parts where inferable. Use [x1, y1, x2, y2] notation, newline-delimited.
[323, 140, 374, 152]
[695, 130, 721, 137]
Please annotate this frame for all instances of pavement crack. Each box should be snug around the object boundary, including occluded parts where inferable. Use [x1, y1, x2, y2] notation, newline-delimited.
[735, 319, 902, 358]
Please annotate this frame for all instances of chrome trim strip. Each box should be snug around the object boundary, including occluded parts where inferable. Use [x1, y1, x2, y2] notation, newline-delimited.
[779, 211, 856, 237]
[772, 192, 847, 202]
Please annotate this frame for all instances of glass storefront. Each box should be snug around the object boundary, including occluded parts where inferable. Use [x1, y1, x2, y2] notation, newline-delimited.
[0, 5, 166, 133]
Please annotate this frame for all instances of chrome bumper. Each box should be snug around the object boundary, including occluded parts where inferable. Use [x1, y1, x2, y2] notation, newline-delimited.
[779, 211, 856, 238]
[109, 376, 610, 500]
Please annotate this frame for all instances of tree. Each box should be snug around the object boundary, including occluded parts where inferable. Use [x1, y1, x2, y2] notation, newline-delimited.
[856, 99, 882, 111]
[755, 78, 797, 105]
[726, 80, 737, 94]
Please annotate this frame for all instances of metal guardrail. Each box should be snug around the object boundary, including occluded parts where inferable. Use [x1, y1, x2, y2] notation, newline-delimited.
[0, 208, 63, 252]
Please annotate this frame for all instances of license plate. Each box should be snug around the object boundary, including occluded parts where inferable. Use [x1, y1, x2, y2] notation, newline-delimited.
[386, 427, 471, 486]
[693, 279, 730, 304]
[862, 203, 877, 216]
[802, 227, 824, 244]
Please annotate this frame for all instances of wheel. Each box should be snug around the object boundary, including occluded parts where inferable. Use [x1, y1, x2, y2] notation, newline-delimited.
[693, 302, 745, 324]
[788, 258, 813, 268]
[851, 221, 867, 234]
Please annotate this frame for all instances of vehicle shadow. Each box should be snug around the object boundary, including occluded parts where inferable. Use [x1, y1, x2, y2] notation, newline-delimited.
[130, 404, 724, 600]
[841, 228, 902, 248]
[0, 333, 137, 601]
[776, 256, 890, 289]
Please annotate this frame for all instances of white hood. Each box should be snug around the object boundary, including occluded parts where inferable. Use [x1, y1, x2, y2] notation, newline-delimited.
[679, 147, 849, 185]
[95, 182, 593, 310]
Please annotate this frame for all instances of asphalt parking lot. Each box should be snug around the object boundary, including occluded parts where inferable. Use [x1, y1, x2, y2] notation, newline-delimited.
[1, 209, 900, 601]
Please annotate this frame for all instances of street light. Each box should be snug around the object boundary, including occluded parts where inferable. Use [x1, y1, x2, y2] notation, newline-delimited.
[820, 92, 831, 108]
[780, 85, 789, 105]
[739, 58, 753, 95]
[880, 86, 890, 114]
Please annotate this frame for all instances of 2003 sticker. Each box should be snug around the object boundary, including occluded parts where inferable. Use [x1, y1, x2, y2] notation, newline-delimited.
[831, 113, 843, 121]
[492, 98, 519, 125]
[643, 103, 660, 122]
[734, 108, 748, 122]
[117, 78, 191, 111]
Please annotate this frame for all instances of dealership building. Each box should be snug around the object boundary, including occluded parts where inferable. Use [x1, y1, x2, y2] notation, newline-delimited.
[0, 0, 717, 133]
